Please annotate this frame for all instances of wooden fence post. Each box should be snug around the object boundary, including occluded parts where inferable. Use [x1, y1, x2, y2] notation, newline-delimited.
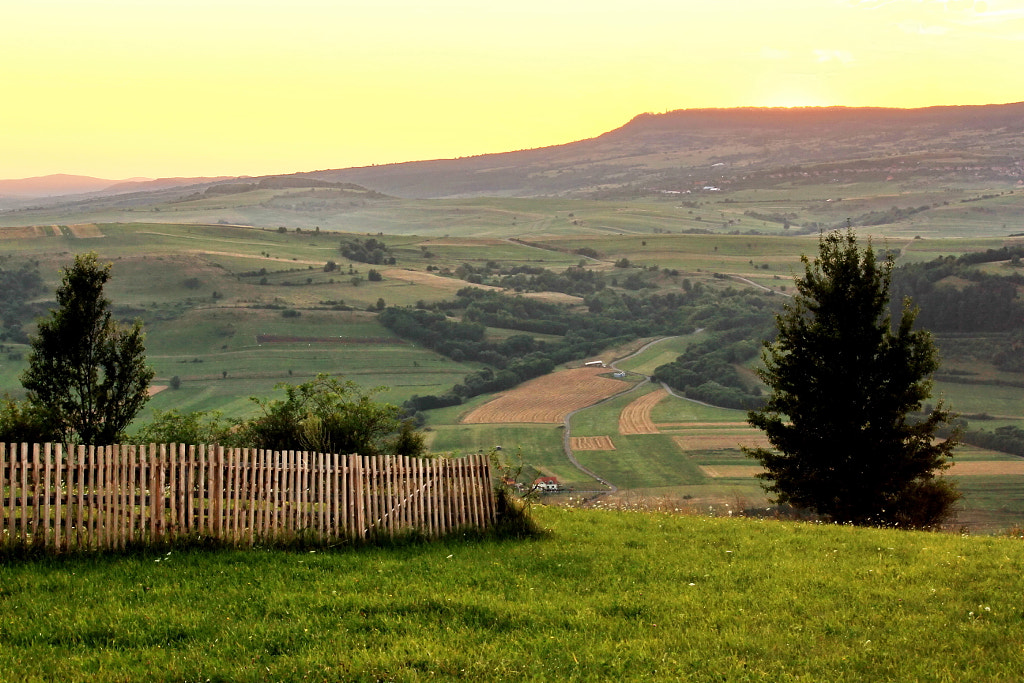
[54, 443, 64, 552]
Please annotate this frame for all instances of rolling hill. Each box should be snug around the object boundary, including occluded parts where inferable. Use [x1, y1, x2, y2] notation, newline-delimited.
[4, 102, 1022, 212]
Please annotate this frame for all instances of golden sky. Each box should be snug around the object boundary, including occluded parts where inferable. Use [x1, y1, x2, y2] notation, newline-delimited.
[3, 0, 1023, 179]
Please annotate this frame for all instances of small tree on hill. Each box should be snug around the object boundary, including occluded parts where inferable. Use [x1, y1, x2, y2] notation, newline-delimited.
[21, 253, 154, 445]
[745, 230, 959, 528]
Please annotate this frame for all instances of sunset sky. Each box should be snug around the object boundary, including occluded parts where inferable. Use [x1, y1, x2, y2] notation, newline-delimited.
[3, 0, 1023, 180]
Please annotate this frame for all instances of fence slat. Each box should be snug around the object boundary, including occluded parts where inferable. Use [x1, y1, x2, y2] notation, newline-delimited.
[1, 444, 6, 547]
[41, 443, 51, 549]
[141, 444, 151, 544]
[53, 444, 64, 552]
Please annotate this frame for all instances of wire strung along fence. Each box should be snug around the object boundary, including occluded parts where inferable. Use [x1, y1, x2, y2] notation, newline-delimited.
[0, 443, 495, 553]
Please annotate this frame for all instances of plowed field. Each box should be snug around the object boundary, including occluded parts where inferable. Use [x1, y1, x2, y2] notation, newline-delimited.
[618, 389, 666, 435]
[462, 367, 627, 424]
[570, 436, 616, 451]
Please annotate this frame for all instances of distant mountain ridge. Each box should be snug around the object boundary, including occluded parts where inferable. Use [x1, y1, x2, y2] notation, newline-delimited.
[2, 102, 1022, 211]
[292, 102, 1024, 198]
[0, 174, 236, 200]
[0, 174, 148, 198]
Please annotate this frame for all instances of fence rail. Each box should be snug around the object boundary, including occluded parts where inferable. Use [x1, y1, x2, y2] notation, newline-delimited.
[0, 443, 495, 553]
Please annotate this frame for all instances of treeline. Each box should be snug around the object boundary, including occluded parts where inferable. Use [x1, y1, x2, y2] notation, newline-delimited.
[381, 284, 782, 415]
[456, 263, 605, 297]
[959, 425, 1024, 458]
[0, 258, 46, 343]
[380, 290, 643, 409]
[853, 205, 931, 226]
[651, 296, 777, 410]
[890, 251, 1024, 336]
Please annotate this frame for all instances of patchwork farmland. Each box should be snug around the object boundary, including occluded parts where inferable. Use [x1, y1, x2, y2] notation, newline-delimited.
[0, 219, 1019, 531]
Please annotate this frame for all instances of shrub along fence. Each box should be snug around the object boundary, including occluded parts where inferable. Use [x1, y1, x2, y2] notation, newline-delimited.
[0, 443, 495, 553]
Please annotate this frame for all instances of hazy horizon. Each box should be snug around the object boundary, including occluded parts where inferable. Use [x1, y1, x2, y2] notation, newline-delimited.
[4, 0, 1023, 180]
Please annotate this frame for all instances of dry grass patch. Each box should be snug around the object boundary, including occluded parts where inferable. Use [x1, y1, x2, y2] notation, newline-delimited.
[701, 460, 1024, 478]
[68, 223, 103, 238]
[619, 389, 666, 435]
[522, 291, 584, 304]
[187, 250, 324, 265]
[0, 226, 49, 240]
[462, 367, 628, 424]
[382, 269, 581, 303]
[571, 436, 616, 451]
[655, 421, 751, 429]
[672, 431, 771, 451]
[949, 461, 1024, 476]
[419, 238, 508, 247]
[383, 269, 504, 294]
[699, 465, 766, 478]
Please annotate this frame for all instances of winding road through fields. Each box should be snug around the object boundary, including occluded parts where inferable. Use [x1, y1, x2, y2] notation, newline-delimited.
[560, 334, 704, 492]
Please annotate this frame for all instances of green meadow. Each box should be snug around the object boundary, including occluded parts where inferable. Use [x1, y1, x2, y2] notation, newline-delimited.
[2, 506, 1024, 682]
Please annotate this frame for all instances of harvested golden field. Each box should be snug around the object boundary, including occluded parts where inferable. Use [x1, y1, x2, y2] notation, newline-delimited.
[699, 465, 766, 478]
[462, 367, 628, 424]
[522, 291, 583, 304]
[571, 436, 616, 451]
[701, 460, 1024, 478]
[619, 389, 667, 435]
[383, 268, 503, 294]
[419, 238, 508, 247]
[672, 430, 771, 451]
[68, 223, 103, 238]
[186, 249, 324, 265]
[382, 269, 581, 304]
[949, 461, 1024, 476]
[655, 421, 751, 429]
[0, 225, 49, 240]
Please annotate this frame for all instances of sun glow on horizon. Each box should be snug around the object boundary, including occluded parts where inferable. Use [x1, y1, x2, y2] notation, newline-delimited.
[756, 92, 833, 109]
[2, 0, 1023, 179]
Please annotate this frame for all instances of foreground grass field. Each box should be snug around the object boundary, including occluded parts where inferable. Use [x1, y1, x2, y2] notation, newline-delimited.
[1, 506, 1023, 682]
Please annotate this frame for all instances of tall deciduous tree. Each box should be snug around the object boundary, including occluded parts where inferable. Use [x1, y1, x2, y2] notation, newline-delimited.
[745, 230, 959, 528]
[21, 253, 154, 445]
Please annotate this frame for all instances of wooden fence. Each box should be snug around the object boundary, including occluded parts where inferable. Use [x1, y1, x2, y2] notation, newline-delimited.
[0, 443, 495, 553]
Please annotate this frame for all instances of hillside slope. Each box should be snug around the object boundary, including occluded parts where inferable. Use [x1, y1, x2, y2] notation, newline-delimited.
[300, 102, 1024, 198]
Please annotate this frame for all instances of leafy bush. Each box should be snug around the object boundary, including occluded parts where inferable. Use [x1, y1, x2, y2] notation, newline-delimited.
[236, 374, 425, 457]
[132, 409, 237, 446]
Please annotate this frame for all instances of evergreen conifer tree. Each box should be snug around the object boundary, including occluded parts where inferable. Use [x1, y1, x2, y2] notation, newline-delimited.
[22, 253, 154, 444]
[746, 230, 959, 527]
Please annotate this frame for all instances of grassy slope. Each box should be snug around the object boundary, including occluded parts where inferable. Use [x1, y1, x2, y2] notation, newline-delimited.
[2, 507, 1023, 682]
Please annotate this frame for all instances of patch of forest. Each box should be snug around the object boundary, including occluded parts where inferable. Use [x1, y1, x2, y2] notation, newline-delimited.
[0, 257, 46, 343]
[380, 284, 782, 417]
